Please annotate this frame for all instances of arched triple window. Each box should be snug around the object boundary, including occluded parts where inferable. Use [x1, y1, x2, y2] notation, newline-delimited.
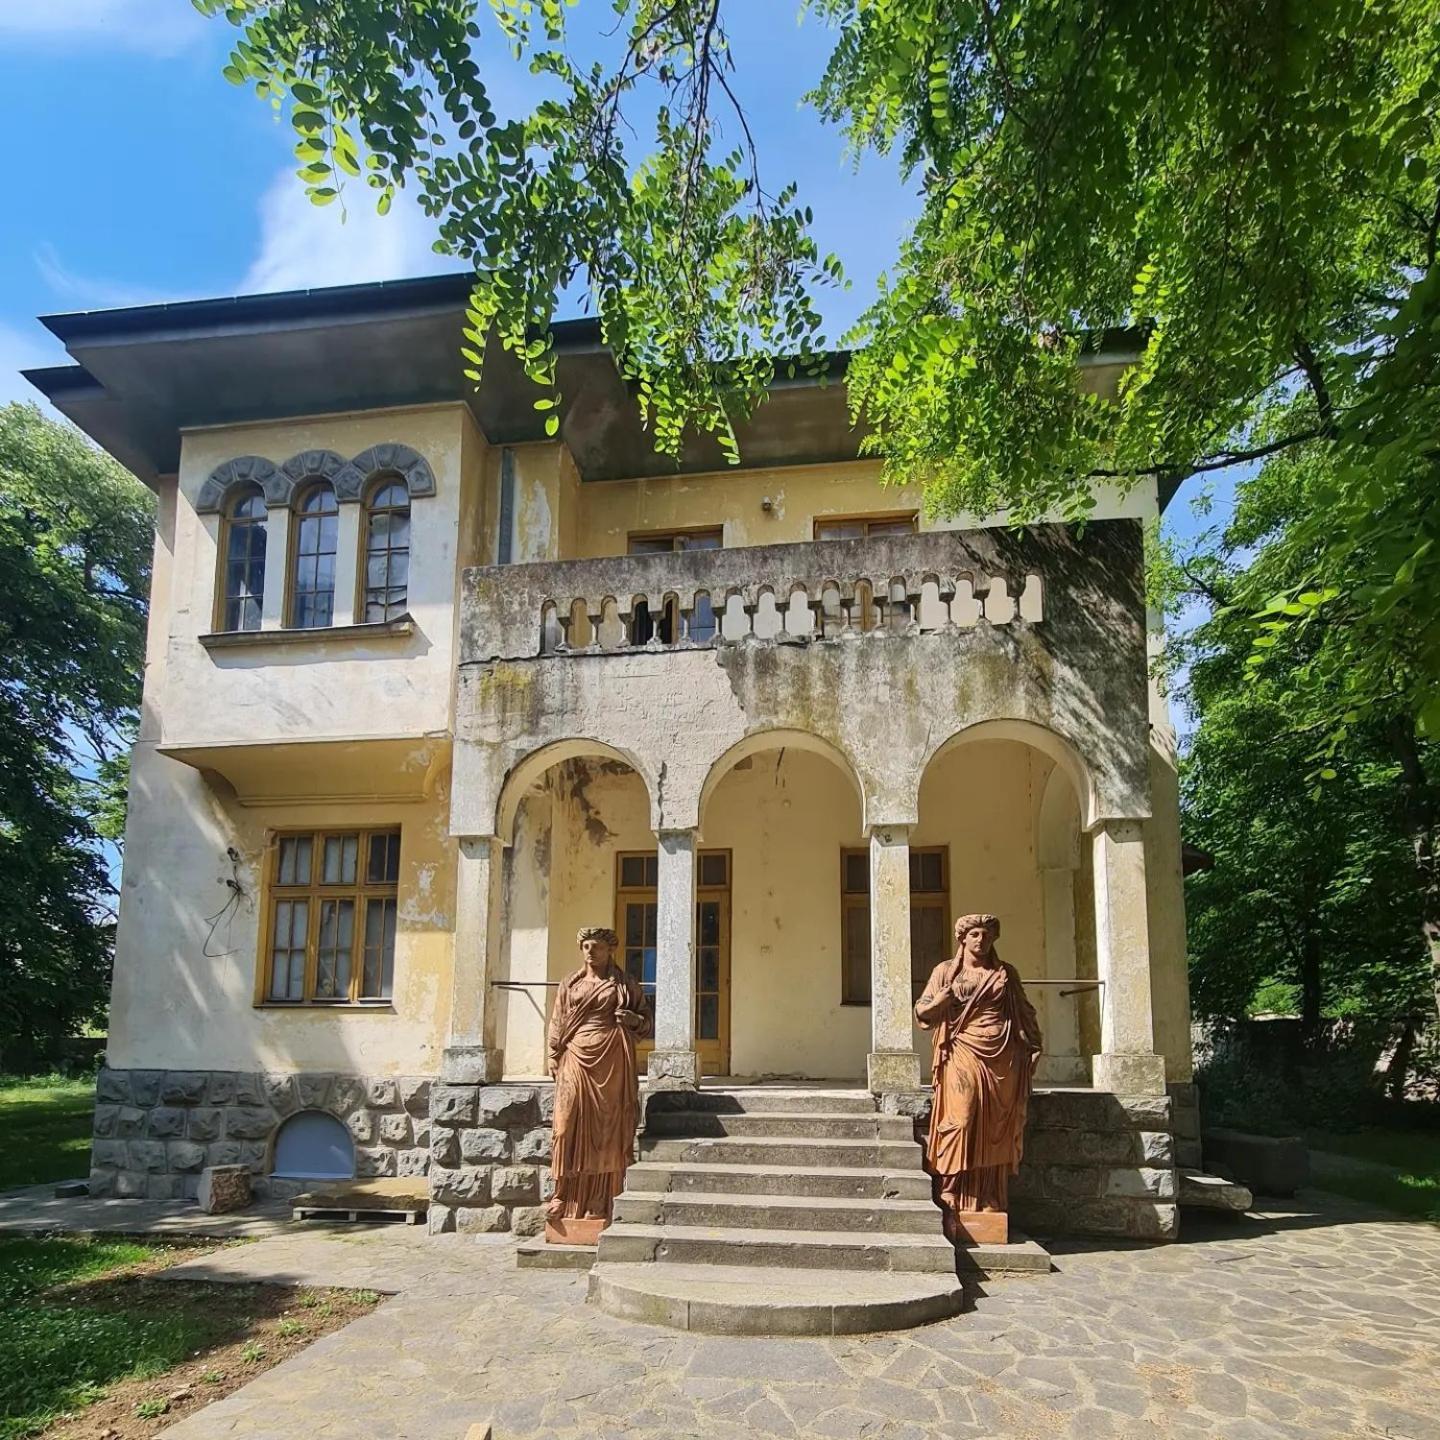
[289, 482, 339, 628]
[362, 476, 411, 622]
[219, 485, 267, 632]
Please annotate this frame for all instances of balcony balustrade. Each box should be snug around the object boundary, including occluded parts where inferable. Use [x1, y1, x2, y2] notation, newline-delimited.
[461, 529, 1047, 665]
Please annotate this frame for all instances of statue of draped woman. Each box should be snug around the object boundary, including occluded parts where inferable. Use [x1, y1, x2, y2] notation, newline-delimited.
[544, 926, 651, 1244]
[915, 913, 1042, 1244]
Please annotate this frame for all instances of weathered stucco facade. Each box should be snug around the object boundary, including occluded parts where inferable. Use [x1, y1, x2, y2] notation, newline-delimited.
[29, 276, 1194, 1240]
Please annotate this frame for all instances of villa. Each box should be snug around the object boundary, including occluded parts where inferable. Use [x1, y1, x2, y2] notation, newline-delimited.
[28, 274, 1202, 1325]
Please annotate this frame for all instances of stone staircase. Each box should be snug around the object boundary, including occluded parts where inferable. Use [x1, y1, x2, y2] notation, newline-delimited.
[586, 1085, 1046, 1335]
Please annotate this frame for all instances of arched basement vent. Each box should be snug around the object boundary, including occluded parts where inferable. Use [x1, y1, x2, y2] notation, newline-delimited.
[271, 1110, 356, 1181]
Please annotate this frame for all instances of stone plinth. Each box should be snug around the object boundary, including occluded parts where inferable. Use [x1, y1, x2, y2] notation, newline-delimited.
[947, 1209, 1008, 1245]
[546, 1216, 607, 1246]
[197, 1164, 251, 1214]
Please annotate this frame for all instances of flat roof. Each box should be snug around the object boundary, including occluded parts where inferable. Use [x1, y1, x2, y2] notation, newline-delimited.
[26, 271, 1145, 492]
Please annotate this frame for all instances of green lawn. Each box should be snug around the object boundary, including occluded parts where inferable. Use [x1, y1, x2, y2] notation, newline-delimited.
[0, 1235, 207, 1437]
[1307, 1127, 1440, 1223]
[0, 1075, 94, 1191]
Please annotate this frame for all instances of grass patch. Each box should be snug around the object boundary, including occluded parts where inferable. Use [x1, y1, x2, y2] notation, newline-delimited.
[1307, 1127, 1440, 1223]
[0, 1075, 94, 1191]
[0, 1236, 380, 1439]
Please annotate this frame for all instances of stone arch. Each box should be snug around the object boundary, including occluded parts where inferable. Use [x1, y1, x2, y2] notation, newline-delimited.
[337, 443, 437, 503]
[1037, 758, 1082, 870]
[696, 728, 868, 834]
[494, 738, 657, 844]
[195, 455, 281, 514]
[918, 717, 1100, 831]
[274, 450, 348, 510]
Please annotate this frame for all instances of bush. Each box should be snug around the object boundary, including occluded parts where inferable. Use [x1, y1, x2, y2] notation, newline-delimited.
[1195, 1020, 1396, 1136]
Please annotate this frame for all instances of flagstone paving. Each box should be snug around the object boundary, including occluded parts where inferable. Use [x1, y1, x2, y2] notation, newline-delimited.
[148, 1191, 1440, 1440]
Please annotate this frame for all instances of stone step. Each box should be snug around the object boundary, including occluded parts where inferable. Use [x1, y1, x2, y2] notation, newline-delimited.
[613, 1190, 942, 1234]
[624, 1160, 934, 1201]
[647, 1087, 877, 1116]
[589, 1261, 965, 1336]
[597, 1222, 957, 1274]
[638, 1135, 922, 1169]
[1179, 1167, 1254, 1212]
[644, 1110, 915, 1141]
[514, 1238, 596, 1271]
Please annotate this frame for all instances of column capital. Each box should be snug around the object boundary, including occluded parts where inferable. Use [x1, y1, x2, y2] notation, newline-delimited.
[864, 820, 912, 845]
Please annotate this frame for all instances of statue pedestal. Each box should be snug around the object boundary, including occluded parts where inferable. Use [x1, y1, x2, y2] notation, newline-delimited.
[943, 1207, 1009, 1245]
[546, 1216, 607, 1246]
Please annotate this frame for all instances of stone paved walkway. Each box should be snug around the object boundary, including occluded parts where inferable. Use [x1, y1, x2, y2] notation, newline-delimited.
[0, 1183, 293, 1239]
[147, 1190, 1440, 1440]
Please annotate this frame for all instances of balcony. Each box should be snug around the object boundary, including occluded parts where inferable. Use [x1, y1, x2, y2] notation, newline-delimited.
[452, 522, 1151, 843]
[459, 528, 1063, 664]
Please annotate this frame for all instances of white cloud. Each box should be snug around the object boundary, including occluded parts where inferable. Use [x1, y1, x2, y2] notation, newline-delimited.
[34, 243, 187, 310]
[239, 168, 463, 296]
[0, 320, 70, 415]
[0, 0, 209, 55]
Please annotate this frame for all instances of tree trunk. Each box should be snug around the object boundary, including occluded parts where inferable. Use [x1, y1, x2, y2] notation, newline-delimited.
[1386, 718, 1440, 1028]
[1386, 1015, 1418, 1103]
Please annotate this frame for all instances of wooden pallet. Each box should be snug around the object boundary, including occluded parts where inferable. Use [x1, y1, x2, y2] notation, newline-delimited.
[290, 1177, 428, 1226]
[291, 1203, 425, 1224]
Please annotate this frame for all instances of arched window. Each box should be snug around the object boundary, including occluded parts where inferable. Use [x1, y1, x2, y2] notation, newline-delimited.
[219, 485, 267, 632]
[289, 482, 339, 628]
[271, 1111, 355, 1181]
[362, 476, 410, 622]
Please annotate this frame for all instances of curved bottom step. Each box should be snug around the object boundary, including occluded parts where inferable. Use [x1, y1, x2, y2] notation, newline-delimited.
[589, 1261, 966, 1336]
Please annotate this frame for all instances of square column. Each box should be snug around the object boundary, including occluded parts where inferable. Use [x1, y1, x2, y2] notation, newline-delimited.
[442, 834, 504, 1083]
[648, 828, 700, 1090]
[1090, 819, 1167, 1094]
[868, 824, 922, 1093]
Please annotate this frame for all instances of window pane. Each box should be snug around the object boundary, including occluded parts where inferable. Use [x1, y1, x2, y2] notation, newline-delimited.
[688, 594, 717, 644]
[842, 900, 870, 1004]
[323, 834, 359, 885]
[921, 851, 944, 893]
[911, 905, 948, 995]
[644, 902, 658, 945]
[628, 536, 676, 555]
[698, 993, 719, 1041]
[644, 856, 659, 887]
[698, 852, 728, 887]
[699, 947, 720, 992]
[625, 903, 643, 946]
[362, 897, 396, 999]
[277, 836, 312, 886]
[620, 855, 646, 888]
[269, 899, 309, 1000]
[680, 532, 722, 550]
[315, 899, 354, 998]
[699, 901, 720, 946]
[367, 831, 400, 885]
[868, 518, 917, 536]
[843, 851, 868, 895]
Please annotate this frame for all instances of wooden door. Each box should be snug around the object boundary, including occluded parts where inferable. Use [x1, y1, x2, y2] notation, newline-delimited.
[616, 849, 731, 1075]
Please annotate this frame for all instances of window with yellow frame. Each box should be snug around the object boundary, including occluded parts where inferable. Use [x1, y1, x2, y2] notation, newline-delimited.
[259, 828, 400, 1005]
[839, 845, 949, 1005]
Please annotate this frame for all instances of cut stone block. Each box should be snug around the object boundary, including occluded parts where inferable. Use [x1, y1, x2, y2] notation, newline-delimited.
[197, 1163, 252, 1214]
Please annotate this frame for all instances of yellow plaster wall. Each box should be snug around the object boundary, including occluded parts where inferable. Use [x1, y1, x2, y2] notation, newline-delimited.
[494, 740, 1088, 1082]
[107, 743, 457, 1075]
[165, 404, 473, 746]
[564, 455, 1160, 559]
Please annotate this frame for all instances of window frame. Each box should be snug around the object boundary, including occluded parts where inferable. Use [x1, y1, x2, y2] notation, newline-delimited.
[214, 484, 269, 634]
[286, 480, 341, 629]
[838, 844, 950, 1006]
[358, 472, 412, 624]
[256, 826, 401, 1008]
[812, 512, 919, 542]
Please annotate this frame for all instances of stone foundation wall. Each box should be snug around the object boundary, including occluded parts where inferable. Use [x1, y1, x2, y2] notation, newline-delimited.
[426, 1082, 555, 1236]
[87, 1067, 433, 1202]
[886, 1086, 1178, 1241]
[1169, 1081, 1202, 1169]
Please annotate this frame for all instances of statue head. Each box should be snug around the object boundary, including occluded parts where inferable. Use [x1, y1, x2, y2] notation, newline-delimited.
[954, 913, 1000, 963]
[577, 926, 619, 970]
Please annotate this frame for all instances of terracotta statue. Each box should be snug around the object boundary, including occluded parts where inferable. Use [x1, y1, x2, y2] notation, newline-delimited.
[544, 926, 650, 1244]
[915, 913, 1043, 1244]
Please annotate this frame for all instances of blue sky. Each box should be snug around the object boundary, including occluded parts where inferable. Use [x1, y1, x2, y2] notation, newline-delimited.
[0, 2, 916, 395]
[1, 0, 1222, 565]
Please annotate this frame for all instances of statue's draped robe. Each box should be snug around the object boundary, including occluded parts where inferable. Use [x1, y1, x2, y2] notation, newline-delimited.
[916, 958, 1042, 1211]
[547, 963, 649, 1221]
